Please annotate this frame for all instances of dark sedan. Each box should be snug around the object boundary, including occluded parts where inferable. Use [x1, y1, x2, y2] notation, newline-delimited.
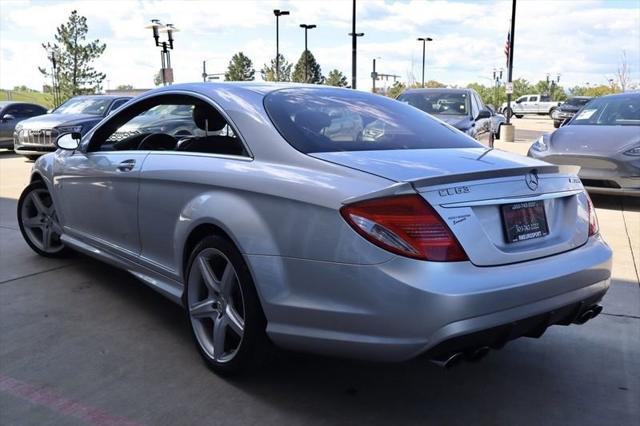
[551, 96, 592, 128]
[397, 88, 492, 145]
[0, 102, 47, 149]
[529, 92, 640, 196]
[14, 95, 131, 159]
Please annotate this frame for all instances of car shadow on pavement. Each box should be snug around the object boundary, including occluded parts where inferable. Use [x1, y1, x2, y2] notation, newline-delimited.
[591, 194, 640, 212]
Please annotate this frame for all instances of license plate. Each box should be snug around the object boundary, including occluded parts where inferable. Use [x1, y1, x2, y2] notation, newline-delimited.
[501, 200, 549, 243]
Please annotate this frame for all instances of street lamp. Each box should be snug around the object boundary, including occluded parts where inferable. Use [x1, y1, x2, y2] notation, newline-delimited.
[145, 19, 179, 86]
[273, 9, 290, 81]
[417, 37, 433, 88]
[202, 58, 225, 82]
[349, 0, 364, 89]
[299, 24, 316, 82]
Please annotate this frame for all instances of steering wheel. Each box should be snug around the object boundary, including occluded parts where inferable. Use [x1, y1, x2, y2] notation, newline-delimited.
[137, 133, 178, 151]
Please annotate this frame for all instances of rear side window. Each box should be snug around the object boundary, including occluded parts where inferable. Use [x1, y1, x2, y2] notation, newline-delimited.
[264, 88, 480, 153]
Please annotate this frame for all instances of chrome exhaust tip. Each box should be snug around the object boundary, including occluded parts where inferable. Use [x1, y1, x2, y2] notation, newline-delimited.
[431, 352, 465, 369]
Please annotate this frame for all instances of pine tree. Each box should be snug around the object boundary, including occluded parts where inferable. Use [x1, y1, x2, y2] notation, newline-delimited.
[261, 54, 292, 82]
[224, 52, 255, 81]
[38, 10, 106, 100]
[292, 50, 324, 84]
[325, 69, 349, 87]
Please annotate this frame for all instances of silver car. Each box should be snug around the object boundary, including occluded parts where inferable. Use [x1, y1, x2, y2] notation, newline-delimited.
[17, 83, 612, 375]
[529, 92, 640, 196]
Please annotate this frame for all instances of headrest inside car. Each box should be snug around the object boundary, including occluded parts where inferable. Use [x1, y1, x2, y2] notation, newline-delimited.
[294, 110, 332, 133]
[192, 105, 227, 131]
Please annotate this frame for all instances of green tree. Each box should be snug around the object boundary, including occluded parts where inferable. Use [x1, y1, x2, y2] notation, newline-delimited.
[261, 54, 292, 82]
[532, 80, 567, 101]
[325, 69, 349, 87]
[386, 81, 407, 99]
[423, 80, 447, 88]
[224, 52, 255, 81]
[115, 84, 134, 91]
[568, 84, 619, 97]
[38, 10, 106, 100]
[292, 50, 324, 84]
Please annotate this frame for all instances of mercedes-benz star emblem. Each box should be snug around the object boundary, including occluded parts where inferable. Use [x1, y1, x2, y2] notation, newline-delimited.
[525, 170, 539, 191]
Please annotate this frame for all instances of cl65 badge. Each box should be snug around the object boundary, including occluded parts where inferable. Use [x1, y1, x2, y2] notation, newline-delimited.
[439, 186, 471, 197]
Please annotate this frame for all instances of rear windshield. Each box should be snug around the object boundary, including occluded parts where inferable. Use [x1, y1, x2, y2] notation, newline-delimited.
[264, 88, 480, 153]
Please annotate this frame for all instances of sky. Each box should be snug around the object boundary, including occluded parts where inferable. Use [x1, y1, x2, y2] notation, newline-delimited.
[0, 0, 639, 92]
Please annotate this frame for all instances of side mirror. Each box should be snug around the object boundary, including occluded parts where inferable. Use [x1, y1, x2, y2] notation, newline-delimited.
[55, 132, 80, 150]
[476, 109, 491, 120]
[1, 114, 15, 122]
[515, 99, 522, 104]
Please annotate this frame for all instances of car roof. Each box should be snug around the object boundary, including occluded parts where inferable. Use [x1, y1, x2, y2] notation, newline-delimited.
[150, 81, 324, 97]
[0, 101, 46, 107]
[401, 88, 468, 94]
[596, 91, 640, 100]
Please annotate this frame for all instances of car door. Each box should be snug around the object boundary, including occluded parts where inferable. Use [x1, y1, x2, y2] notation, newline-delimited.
[135, 97, 249, 280]
[0, 106, 14, 141]
[529, 95, 540, 113]
[55, 114, 148, 261]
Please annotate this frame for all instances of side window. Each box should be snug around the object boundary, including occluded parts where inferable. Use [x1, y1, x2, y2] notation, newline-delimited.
[517, 96, 527, 103]
[475, 93, 486, 110]
[89, 95, 246, 157]
[109, 99, 129, 113]
[529, 96, 538, 102]
[540, 95, 551, 102]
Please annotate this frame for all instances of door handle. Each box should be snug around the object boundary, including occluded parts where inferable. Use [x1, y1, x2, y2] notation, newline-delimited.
[117, 159, 136, 172]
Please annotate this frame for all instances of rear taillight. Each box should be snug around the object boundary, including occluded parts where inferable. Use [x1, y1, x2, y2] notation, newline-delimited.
[340, 195, 468, 261]
[586, 194, 599, 236]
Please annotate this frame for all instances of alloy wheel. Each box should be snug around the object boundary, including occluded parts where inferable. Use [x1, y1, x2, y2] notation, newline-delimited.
[187, 248, 246, 363]
[20, 187, 65, 254]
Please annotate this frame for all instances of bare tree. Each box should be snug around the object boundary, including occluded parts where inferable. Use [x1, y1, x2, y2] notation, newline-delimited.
[616, 50, 630, 92]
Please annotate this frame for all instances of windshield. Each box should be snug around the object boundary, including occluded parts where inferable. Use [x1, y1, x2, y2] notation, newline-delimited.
[570, 95, 640, 126]
[397, 91, 470, 116]
[565, 97, 591, 107]
[54, 97, 112, 116]
[264, 88, 480, 153]
[142, 104, 193, 117]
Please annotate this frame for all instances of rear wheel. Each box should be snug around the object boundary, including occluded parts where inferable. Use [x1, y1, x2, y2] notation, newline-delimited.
[184, 235, 268, 376]
[17, 181, 69, 257]
[515, 114, 523, 119]
[26, 155, 40, 161]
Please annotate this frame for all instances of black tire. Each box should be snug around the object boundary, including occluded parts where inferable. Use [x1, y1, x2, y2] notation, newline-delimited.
[17, 181, 70, 257]
[553, 120, 561, 129]
[26, 155, 40, 161]
[549, 107, 557, 118]
[515, 114, 523, 119]
[495, 124, 501, 140]
[184, 235, 269, 376]
[504, 108, 513, 119]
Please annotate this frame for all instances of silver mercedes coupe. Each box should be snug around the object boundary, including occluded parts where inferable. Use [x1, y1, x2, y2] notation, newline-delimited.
[18, 83, 612, 375]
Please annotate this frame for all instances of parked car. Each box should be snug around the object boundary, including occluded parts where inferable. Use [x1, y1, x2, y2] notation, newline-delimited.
[0, 102, 47, 149]
[551, 96, 592, 128]
[14, 95, 131, 160]
[528, 92, 639, 196]
[18, 83, 611, 375]
[397, 88, 493, 144]
[500, 94, 562, 119]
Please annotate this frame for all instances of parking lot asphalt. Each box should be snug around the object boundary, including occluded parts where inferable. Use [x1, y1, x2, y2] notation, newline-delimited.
[1, 120, 639, 426]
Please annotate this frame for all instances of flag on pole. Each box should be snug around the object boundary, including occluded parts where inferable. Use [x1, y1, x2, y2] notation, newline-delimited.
[504, 30, 511, 68]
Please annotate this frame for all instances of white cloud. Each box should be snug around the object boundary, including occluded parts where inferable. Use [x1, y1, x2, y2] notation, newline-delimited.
[0, 0, 638, 92]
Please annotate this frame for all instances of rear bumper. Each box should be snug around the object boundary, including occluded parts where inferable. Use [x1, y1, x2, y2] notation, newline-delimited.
[249, 235, 612, 362]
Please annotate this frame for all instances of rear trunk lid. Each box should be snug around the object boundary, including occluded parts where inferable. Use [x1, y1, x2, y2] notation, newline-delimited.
[312, 148, 589, 266]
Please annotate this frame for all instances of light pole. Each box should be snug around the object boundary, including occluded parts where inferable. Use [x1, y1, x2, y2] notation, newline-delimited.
[273, 9, 290, 82]
[546, 73, 560, 99]
[146, 19, 178, 86]
[349, 0, 364, 89]
[417, 37, 433, 88]
[299, 24, 316, 82]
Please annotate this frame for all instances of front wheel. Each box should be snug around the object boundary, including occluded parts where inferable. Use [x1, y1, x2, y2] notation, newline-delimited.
[17, 181, 69, 257]
[515, 114, 524, 119]
[185, 236, 269, 376]
[549, 107, 557, 118]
